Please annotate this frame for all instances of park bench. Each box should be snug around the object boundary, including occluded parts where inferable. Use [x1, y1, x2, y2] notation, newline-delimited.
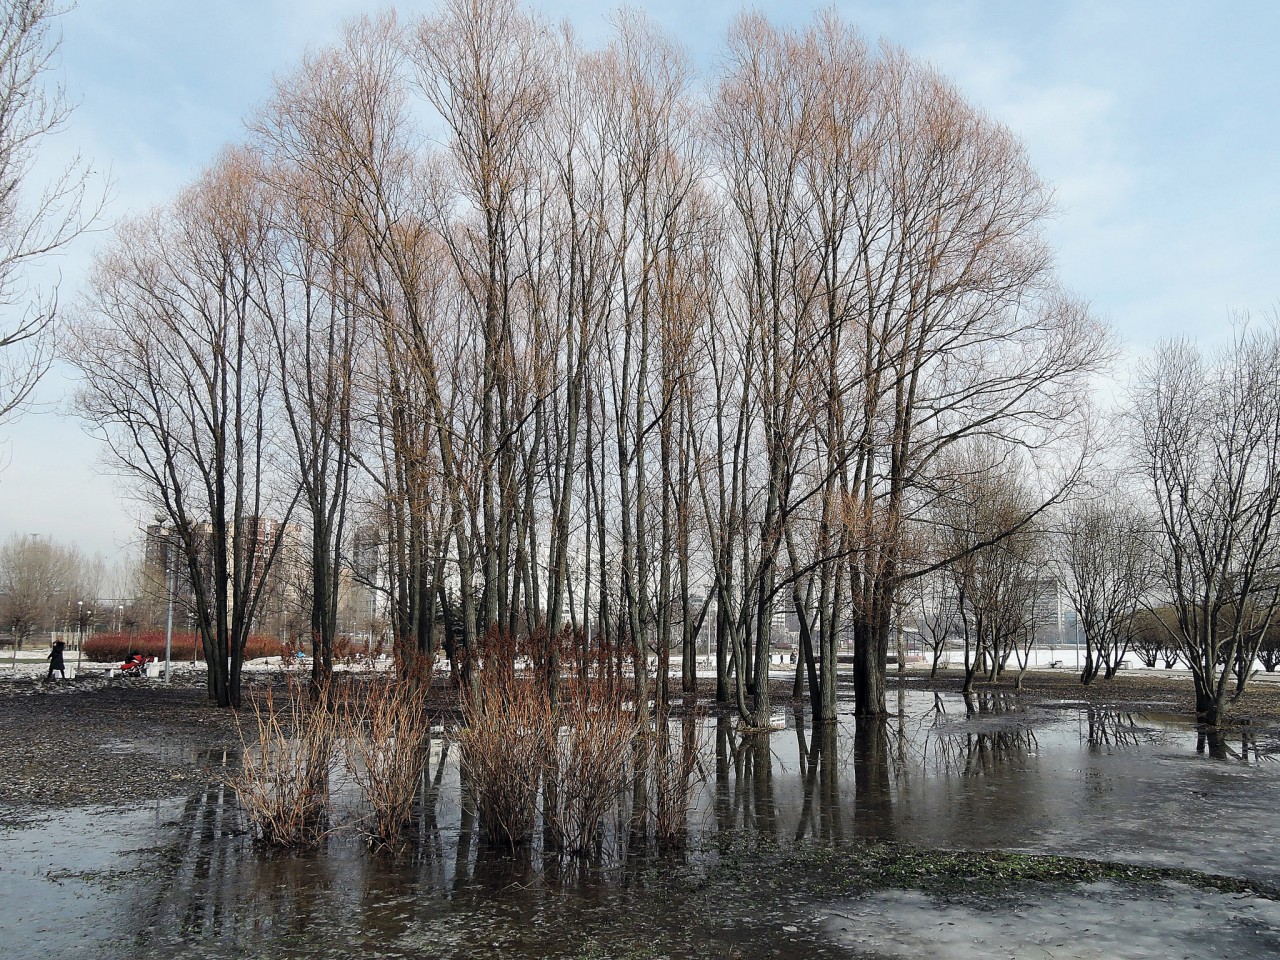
[1048, 660, 1063, 669]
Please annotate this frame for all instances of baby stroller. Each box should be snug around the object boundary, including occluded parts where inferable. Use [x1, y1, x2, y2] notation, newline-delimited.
[118, 653, 153, 677]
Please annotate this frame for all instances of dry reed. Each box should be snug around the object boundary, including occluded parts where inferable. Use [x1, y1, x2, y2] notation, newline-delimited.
[337, 671, 434, 847]
[454, 627, 705, 855]
[544, 675, 642, 855]
[457, 629, 554, 847]
[230, 677, 337, 846]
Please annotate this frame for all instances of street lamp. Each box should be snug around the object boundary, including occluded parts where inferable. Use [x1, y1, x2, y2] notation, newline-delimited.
[1074, 609, 1081, 669]
[156, 515, 175, 682]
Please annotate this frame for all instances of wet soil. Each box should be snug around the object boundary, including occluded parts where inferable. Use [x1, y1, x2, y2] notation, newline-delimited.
[0, 670, 470, 820]
[0, 676, 239, 814]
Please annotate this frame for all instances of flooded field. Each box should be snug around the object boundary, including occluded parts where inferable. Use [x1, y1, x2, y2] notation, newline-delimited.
[4, 690, 1280, 959]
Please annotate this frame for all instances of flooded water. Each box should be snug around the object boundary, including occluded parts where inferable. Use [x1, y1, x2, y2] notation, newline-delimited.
[4, 690, 1280, 959]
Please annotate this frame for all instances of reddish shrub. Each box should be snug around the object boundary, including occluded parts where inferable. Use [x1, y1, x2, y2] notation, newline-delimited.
[243, 635, 289, 660]
[85, 632, 201, 662]
[85, 632, 287, 663]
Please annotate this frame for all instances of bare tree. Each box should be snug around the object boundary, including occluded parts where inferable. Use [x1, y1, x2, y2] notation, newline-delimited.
[411, 0, 553, 651]
[253, 27, 379, 687]
[911, 570, 961, 677]
[587, 12, 704, 719]
[1127, 610, 1161, 668]
[71, 151, 296, 708]
[1126, 325, 1280, 725]
[1126, 327, 1280, 727]
[1055, 496, 1153, 684]
[836, 52, 1106, 717]
[305, 15, 466, 673]
[0, 0, 101, 427]
[1258, 621, 1280, 673]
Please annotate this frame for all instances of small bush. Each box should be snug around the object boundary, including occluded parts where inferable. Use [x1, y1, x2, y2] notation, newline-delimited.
[85, 631, 287, 663]
[544, 672, 642, 855]
[231, 677, 338, 846]
[457, 628, 556, 848]
[458, 627, 650, 855]
[337, 670, 435, 847]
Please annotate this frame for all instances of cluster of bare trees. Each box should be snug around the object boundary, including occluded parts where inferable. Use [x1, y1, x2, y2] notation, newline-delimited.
[1124, 325, 1280, 726]
[929, 445, 1047, 693]
[913, 320, 1280, 728]
[70, 1, 1104, 715]
[1056, 496, 1153, 684]
[909, 485, 1154, 692]
[0, 532, 103, 648]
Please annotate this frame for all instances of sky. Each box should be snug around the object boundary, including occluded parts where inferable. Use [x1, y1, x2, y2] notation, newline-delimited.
[2, 0, 1278, 564]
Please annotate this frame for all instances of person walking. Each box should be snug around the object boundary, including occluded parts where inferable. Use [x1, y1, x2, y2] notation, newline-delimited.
[46, 639, 66, 681]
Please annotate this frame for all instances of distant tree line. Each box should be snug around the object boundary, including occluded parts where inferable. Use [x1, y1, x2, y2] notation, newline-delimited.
[0, 533, 119, 648]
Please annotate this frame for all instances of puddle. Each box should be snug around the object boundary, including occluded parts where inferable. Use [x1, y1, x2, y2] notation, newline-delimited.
[0, 800, 186, 960]
[4, 692, 1280, 958]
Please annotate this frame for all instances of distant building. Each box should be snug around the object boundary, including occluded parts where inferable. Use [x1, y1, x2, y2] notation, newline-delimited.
[141, 517, 302, 636]
[143, 520, 213, 614]
[770, 604, 799, 648]
[349, 524, 389, 634]
[1028, 577, 1069, 646]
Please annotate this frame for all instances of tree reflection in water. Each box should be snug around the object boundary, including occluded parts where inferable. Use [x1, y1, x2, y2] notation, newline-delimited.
[793, 716, 842, 844]
[961, 690, 1022, 717]
[107, 710, 1111, 948]
[1084, 707, 1149, 750]
[1197, 726, 1277, 763]
[907, 691, 1039, 780]
[119, 697, 1280, 959]
[853, 716, 895, 840]
[712, 727, 776, 842]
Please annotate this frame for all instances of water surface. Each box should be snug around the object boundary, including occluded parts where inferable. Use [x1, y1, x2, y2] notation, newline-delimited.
[4, 690, 1278, 959]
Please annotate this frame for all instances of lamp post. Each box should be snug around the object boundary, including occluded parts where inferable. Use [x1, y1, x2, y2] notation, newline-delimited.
[156, 515, 175, 682]
[368, 584, 376, 660]
[76, 600, 83, 670]
[1074, 610, 1081, 669]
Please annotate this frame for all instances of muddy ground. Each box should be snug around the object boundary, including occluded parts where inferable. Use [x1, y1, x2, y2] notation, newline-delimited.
[0, 676, 240, 813]
[1, 667, 1277, 819]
